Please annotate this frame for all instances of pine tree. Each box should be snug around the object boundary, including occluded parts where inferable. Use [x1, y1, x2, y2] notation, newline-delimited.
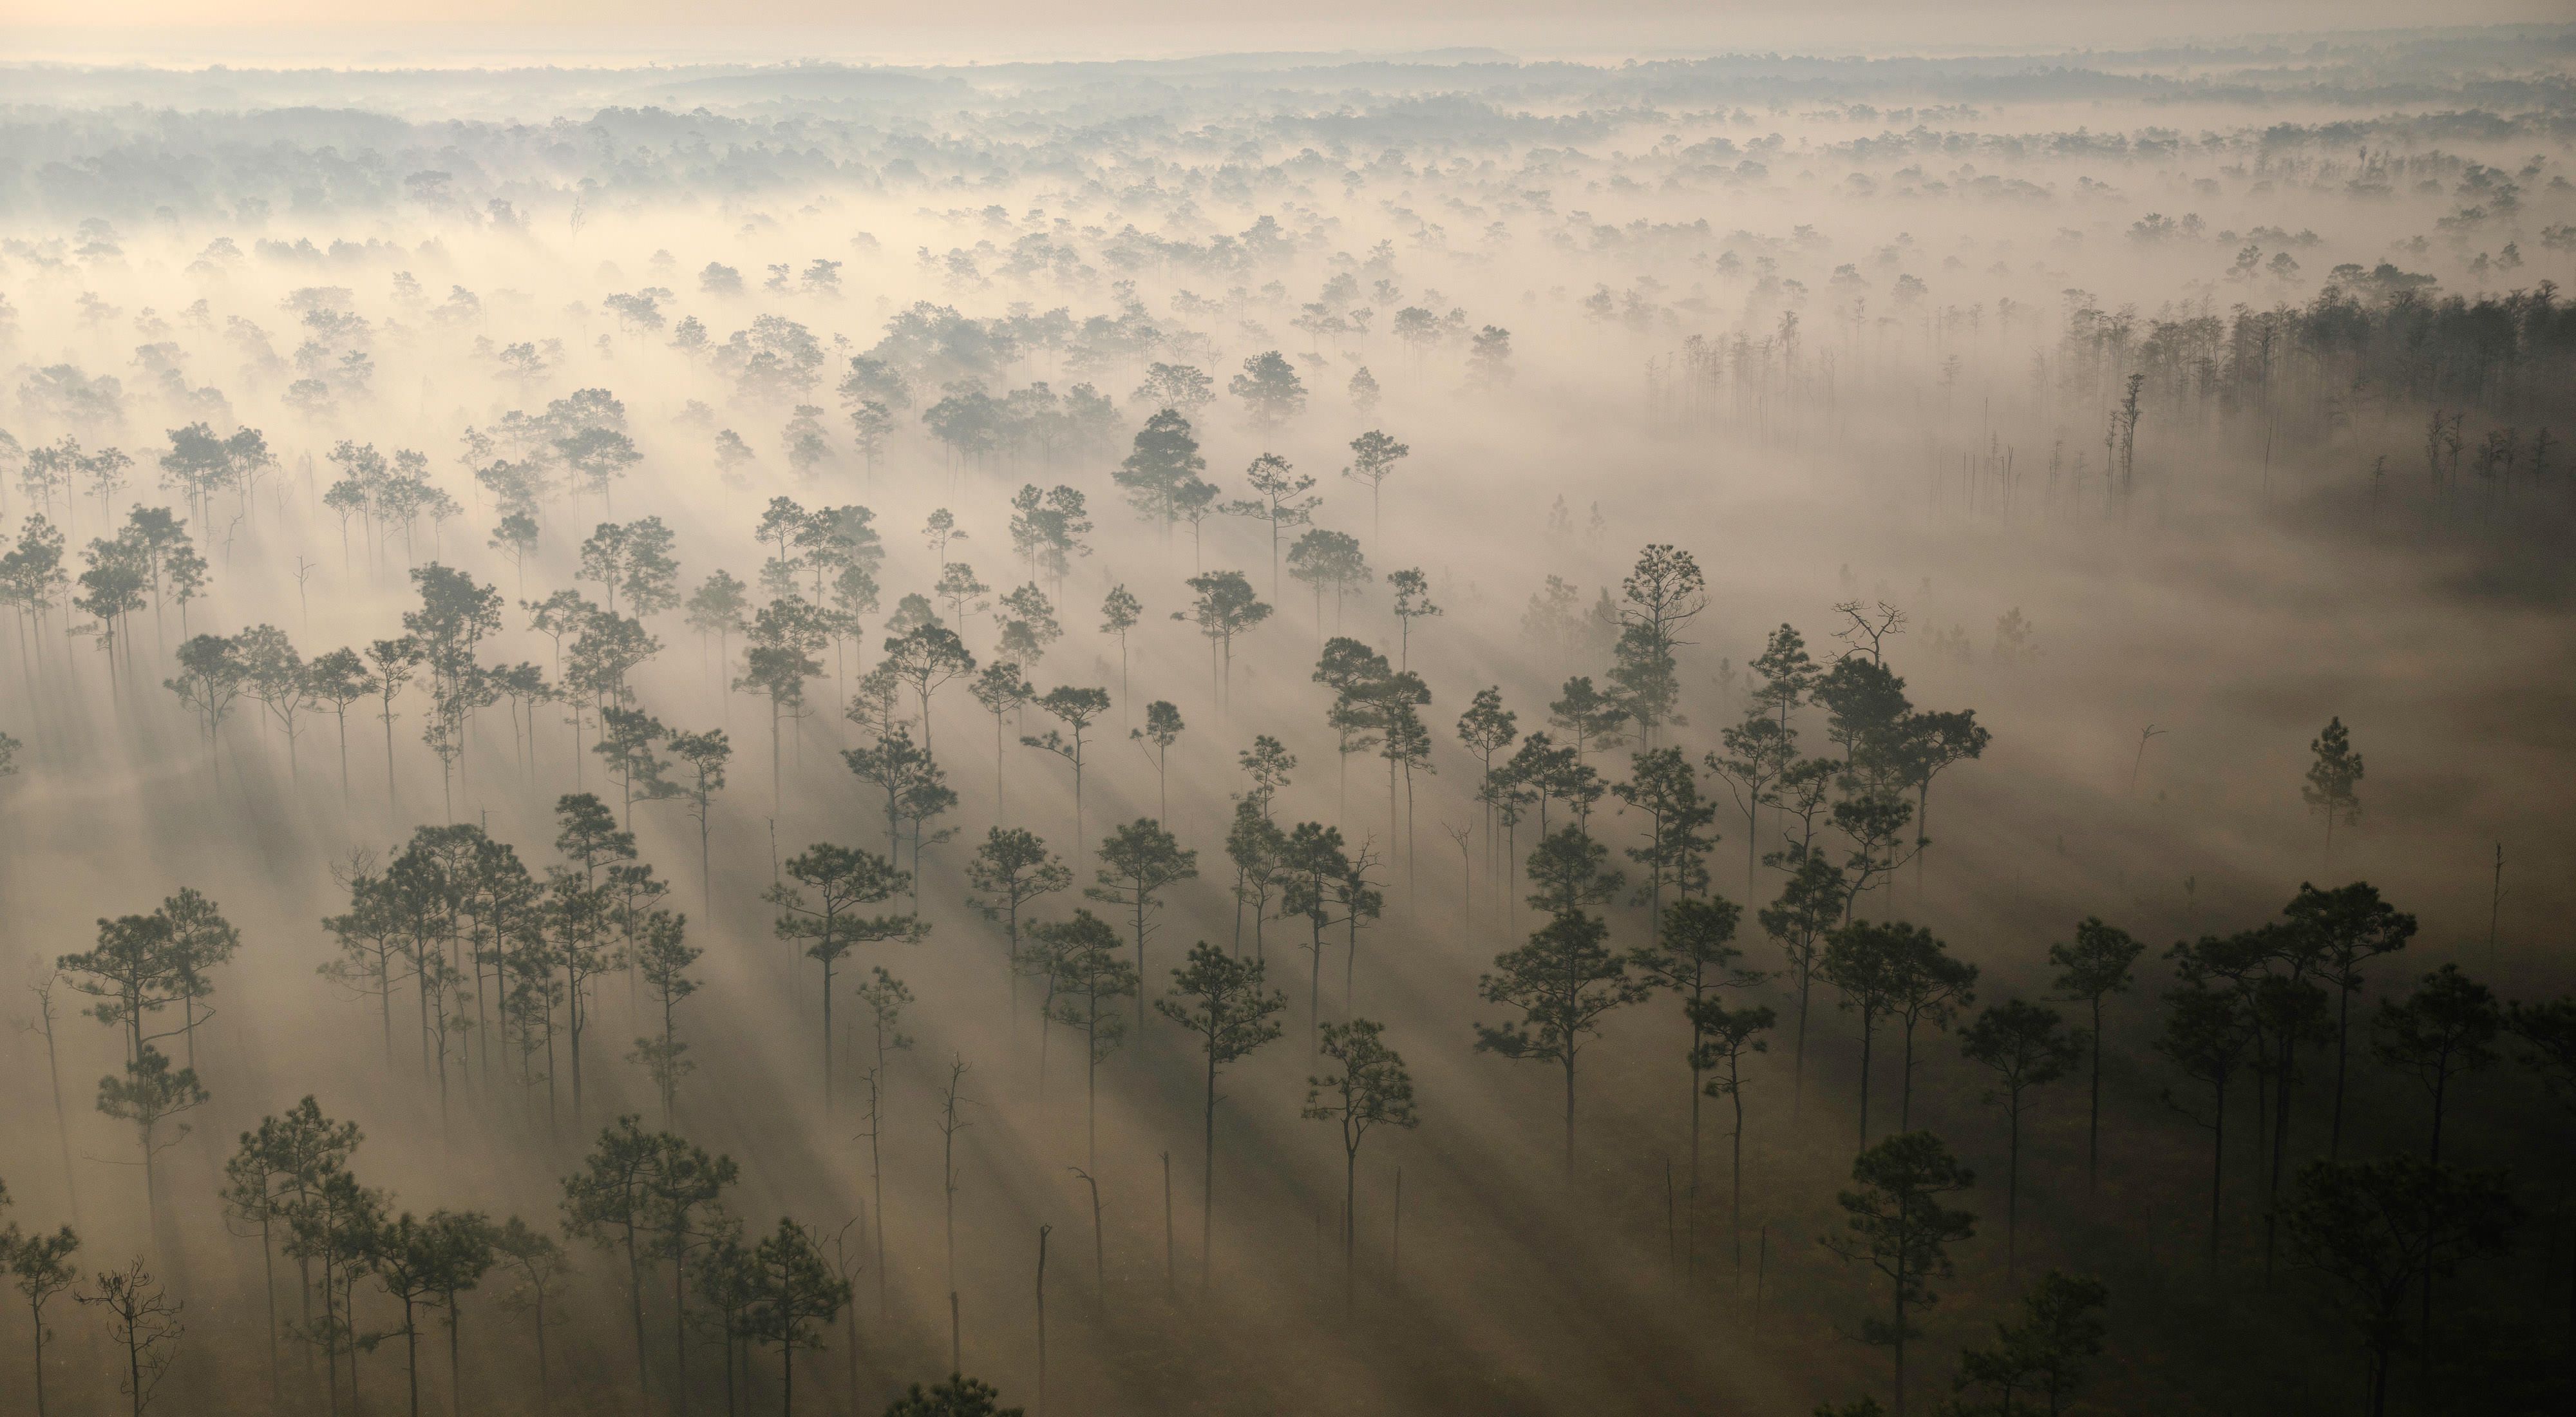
[2281, 1157, 2518, 1417]
[492, 1219, 569, 1409]
[1882, 926, 1978, 1131]
[764, 844, 916, 1105]
[1304, 1017, 1418, 1309]
[1340, 430, 1409, 538]
[1689, 996, 1775, 1275]
[629, 911, 701, 1123]
[1630, 895, 1758, 1276]
[1133, 700, 1184, 821]
[2156, 978, 2254, 1257]
[1475, 834, 1648, 1175]
[1220, 454, 1318, 600]
[1040, 910, 1136, 1169]
[2302, 716, 2364, 864]
[1021, 685, 1112, 868]
[1958, 1000, 2081, 1275]
[1614, 747, 1719, 940]
[9, 1219, 82, 1417]
[642, 1135, 737, 1405]
[744, 1217, 853, 1417]
[1159, 942, 1287, 1288]
[1609, 544, 1707, 748]
[1947, 1271, 2110, 1417]
[563, 1117, 661, 1398]
[96, 1045, 207, 1225]
[2372, 965, 2501, 1168]
[965, 827, 1072, 985]
[1175, 571, 1271, 714]
[1765, 853, 1848, 1114]
[2284, 882, 2414, 1156]
[1087, 817, 1198, 1031]
[2047, 918, 2143, 1190]
[1823, 1131, 1978, 1417]
[666, 730, 732, 909]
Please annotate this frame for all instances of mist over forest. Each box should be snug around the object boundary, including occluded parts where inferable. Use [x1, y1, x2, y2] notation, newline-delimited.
[3, 23, 2575, 1417]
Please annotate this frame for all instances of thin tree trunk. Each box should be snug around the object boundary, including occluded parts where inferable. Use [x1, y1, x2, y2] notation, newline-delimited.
[1793, 974, 1811, 1119]
[1202, 1051, 1218, 1289]
[673, 1245, 689, 1417]
[2087, 994, 2104, 1190]
[261, 1215, 279, 1403]
[1562, 1052, 1578, 1179]
[2208, 1079, 2228, 1259]
[28, 1295, 48, 1417]
[1036, 1226, 1049, 1416]
[1899, 1021, 1918, 1130]
[1857, 1012, 1874, 1145]
[448, 1298, 466, 1417]
[1343, 1145, 1359, 1315]
[1891, 1267, 1909, 1417]
[1684, 1046, 1703, 1280]
[2266, 1041, 2293, 1275]
[1730, 1089, 1747, 1274]
[2007, 1103, 2022, 1277]
[627, 1232, 647, 1401]
[2331, 984, 2353, 1158]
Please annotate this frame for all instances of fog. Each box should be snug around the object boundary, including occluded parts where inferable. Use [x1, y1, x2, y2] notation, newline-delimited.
[2, 23, 2573, 1417]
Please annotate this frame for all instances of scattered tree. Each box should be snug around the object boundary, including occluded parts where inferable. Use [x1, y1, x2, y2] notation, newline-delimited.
[1159, 942, 1287, 1288]
[1823, 1131, 1978, 1417]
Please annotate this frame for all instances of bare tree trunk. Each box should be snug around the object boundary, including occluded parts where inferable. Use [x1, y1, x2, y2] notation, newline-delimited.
[1201, 1050, 1218, 1289]
[1562, 1052, 1577, 1179]
[2087, 994, 2105, 1188]
[1342, 1144, 1359, 1315]
[1730, 1090, 1747, 1274]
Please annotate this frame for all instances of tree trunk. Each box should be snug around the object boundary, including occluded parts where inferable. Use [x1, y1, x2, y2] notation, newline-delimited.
[1745, 797, 1760, 901]
[1685, 1052, 1703, 1282]
[2087, 994, 2104, 1190]
[1343, 1144, 1359, 1315]
[1857, 1012, 1875, 1146]
[1793, 973, 1811, 1119]
[1730, 1088, 1747, 1274]
[2421, 1067, 2451, 1353]
[1899, 1020, 1918, 1130]
[1202, 1049, 1218, 1290]
[1134, 893, 1149, 1035]
[1891, 1266, 1909, 1417]
[30, 1295, 48, 1417]
[1562, 1051, 1578, 1179]
[323, 1252, 342, 1417]
[2208, 1079, 2228, 1259]
[2330, 984, 2353, 1158]
[673, 1248, 690, 1416]
[2007, 1101, 2022, 1277]
[627, 1232, 648, 1401]
[260, 1215, 279, 1402]
[404, 1297, 421, 1417]
[2265, 1041, 2293, 1275]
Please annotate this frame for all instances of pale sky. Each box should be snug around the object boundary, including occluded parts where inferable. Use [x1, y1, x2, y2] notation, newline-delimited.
[5, 0, 2568, 66]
